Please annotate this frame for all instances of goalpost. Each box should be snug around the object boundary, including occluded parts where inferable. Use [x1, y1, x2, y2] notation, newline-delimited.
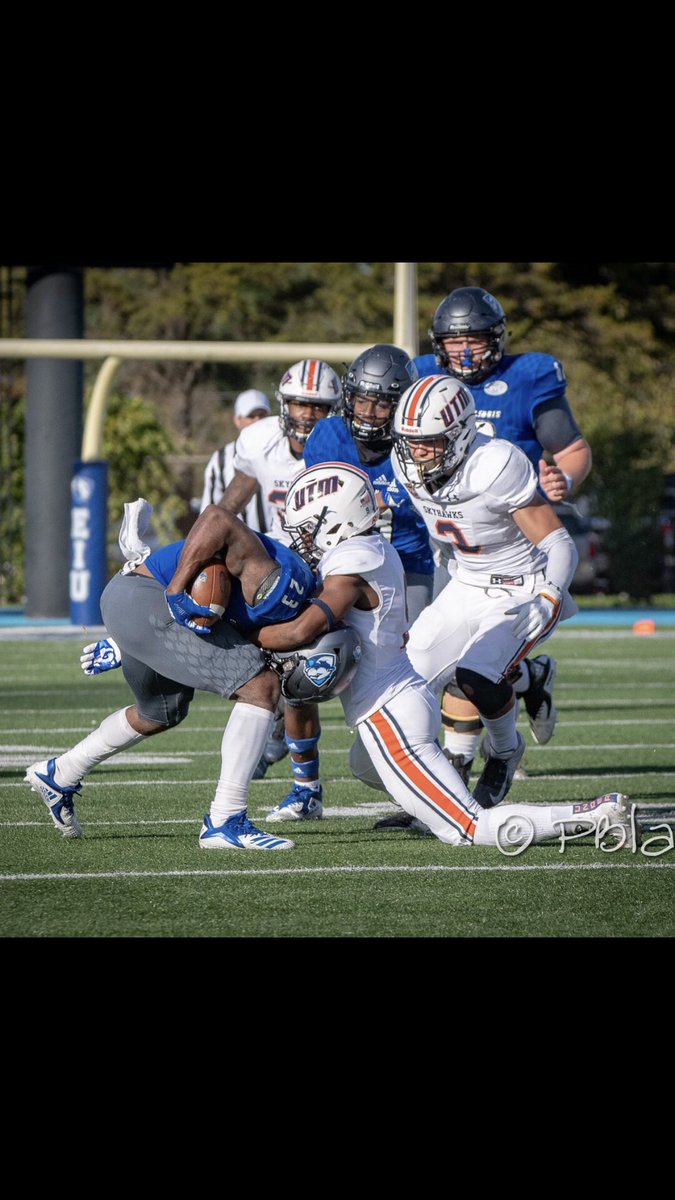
[0, 263, 419, 623]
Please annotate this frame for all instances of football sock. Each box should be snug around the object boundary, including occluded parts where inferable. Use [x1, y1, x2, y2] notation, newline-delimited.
[474, 803, 587, 846]
[55, 707, 145, 785]
[480, 708, 519, 758]
[210, 703, 274, 824]
[442, 730, 481, 762]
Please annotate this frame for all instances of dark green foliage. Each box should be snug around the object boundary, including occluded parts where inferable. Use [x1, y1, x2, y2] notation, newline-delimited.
[4, 262, 675, 603]
[587, 426, 665, 597]
[103, 391, 183, 566]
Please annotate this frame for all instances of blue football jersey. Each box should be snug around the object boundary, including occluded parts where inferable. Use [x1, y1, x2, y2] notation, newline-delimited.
[146, 535, 315, 632]
[303, 415, 433, 575]
[413, 352, 568, 474]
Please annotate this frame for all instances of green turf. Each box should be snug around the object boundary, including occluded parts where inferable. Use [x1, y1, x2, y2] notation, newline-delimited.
[1, 631, 674, 937]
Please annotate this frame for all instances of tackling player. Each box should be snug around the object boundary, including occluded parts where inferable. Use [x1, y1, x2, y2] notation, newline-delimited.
[252, 462, 630, 848]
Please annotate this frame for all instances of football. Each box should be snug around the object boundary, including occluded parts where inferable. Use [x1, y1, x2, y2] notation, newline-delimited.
[188, 558, 231, 627]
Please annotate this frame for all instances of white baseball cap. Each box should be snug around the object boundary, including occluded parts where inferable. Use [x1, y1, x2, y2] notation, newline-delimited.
[234, 389, 271, 418]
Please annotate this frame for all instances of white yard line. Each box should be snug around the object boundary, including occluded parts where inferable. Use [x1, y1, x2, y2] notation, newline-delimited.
[1, 861, 673, 883]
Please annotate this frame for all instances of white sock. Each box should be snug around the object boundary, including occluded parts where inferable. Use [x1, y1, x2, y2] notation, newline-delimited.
[442, 730, 481, 762]
[480, 708, 519, 758]
[210, 703, 274, 825]
[474, 803, 584, 847]
[54, 708, 145, 785]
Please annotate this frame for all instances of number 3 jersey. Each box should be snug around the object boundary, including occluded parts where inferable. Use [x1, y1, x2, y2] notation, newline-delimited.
[391, 433, 548, 588]
[317, 532, 423, 727]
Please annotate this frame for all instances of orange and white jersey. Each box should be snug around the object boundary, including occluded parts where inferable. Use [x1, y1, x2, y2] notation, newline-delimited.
[317, 530, 481, 845]
[392, 433, 545, 586]
[317, 533, 415, 728]
[232, 416, 304, 544]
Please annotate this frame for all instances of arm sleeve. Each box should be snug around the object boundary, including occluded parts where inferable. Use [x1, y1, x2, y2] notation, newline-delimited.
[537, 526, 578, 593]
[533, 398, 583, 455]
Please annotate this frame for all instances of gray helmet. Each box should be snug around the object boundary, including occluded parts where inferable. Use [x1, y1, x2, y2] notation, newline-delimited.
[342, 343, 419, 444]
[430, 287, 507, 383]
[269, 626, 362, 703]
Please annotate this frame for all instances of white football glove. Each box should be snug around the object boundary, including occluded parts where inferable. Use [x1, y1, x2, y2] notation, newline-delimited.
[80, 638, 122, 675]
[506, 585, 562, 643]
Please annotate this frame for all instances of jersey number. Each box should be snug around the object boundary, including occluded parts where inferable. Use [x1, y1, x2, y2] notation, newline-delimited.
[281, 576, 306, 609]
[435, 519, 482, 555]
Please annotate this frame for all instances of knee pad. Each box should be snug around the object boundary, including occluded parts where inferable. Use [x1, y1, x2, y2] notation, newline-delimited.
[441, 681, 483, 732]
[456, 666, 513, 716]
[441, 711, 483, 732]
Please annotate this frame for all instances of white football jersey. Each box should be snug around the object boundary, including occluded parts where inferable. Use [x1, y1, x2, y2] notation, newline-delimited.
[317, 533, 421, 727]
[392, 433, 544, 586]
[232, 416, 305, 544]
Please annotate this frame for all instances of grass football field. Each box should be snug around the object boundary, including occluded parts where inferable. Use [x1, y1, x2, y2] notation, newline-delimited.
[1, 629, 674, 938]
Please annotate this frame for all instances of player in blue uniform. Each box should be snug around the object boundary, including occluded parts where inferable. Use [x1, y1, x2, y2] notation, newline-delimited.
[263, 344, 435, 823]
[376, 287, 592, 829]
[143, 533, 315, 633]
[306, 345, 433, 618]
[25, 509, 316, 850]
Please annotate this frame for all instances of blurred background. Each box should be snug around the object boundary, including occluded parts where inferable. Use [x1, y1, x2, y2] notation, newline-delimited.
[2, 261, 675, 612]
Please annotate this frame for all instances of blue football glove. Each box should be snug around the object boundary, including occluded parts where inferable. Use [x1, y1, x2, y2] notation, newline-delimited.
[80, 638, 122, 675]
[165, 590, 213, 635]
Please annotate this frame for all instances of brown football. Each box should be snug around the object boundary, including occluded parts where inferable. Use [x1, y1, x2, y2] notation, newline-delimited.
[188, 558, 231, 627]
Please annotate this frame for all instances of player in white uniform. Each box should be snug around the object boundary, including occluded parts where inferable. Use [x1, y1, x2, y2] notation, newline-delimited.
[390, 374, 579, 807]
[229, 360, 341, 543]
[253, 463, 630, 846]
[167, 359, 342, 795]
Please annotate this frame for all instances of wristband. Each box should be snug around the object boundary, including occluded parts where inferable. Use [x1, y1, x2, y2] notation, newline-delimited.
[308, 597, 338, 629]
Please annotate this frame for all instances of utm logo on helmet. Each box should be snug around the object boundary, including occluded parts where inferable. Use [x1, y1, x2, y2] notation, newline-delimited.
[398, 376, 474, 432]
[393, 375, 477, 487]
[283, 462, 379, 565]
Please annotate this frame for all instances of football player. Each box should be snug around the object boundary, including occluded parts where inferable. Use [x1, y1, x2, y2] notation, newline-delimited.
[252, 462, 630, 848]
[25, 503, 315, 851]
[171, 359, 342, 796]
[165, 359, 344, 816]
[410, 287, 592, 794]
[391, 374, 580, 807]
[265, 344, 433, 821]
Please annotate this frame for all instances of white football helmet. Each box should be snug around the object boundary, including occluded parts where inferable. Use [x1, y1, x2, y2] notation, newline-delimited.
[392, 374, 477, 488]
[276, 359, 341, 443]
[283, 462, 379, 566]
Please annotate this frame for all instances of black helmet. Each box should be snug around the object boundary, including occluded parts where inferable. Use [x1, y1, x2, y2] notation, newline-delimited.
[430, 287, 507, 383]
[342, 343, 419, 444]
[269, 626, 362, 703]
